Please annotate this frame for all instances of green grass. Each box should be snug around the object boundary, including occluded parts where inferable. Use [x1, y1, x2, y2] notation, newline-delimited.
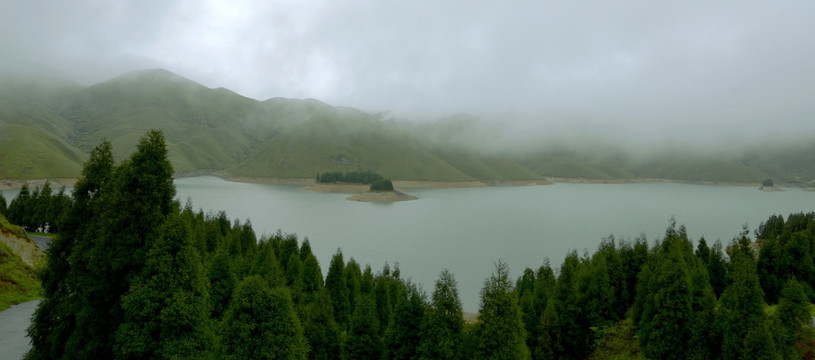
[0, 215, 43, 311]
[2, 69, 815, 184]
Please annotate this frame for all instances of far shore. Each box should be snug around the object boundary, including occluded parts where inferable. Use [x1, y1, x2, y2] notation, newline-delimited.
[1, 175, 801, 191]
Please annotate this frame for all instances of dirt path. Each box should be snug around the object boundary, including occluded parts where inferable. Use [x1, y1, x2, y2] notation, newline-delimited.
[0, 300, 38, 360]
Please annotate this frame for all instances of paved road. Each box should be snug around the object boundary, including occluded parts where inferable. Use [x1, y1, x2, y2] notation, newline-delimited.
[0, 300, 38, 360]
[28, 235, 51, 251]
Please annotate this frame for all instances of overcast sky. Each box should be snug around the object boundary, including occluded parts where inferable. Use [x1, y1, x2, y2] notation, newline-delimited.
[2, 0, 814, 140]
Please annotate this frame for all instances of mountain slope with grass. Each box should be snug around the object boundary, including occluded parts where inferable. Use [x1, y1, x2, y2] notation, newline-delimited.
[0, 214, 43, 310]
[0, 69, 813, 185]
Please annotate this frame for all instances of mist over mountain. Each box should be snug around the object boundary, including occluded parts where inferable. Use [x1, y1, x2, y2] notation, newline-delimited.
[1, 69, 813, 186]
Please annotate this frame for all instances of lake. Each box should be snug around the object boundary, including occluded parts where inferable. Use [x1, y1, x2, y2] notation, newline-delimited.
[170, 176, 815, 312]
[4, 177, 814, 311]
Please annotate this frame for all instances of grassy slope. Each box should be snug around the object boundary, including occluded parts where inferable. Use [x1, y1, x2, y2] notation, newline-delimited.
[0, 214, 42, 311]
[1, 69, 813, 184]
[0, 124, 85, 179]
[61, 69, 264, 172]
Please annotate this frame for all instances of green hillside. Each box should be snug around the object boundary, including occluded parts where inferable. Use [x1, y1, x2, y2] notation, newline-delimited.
[0, 68, 814, 184]
[0, 214, 42, 310]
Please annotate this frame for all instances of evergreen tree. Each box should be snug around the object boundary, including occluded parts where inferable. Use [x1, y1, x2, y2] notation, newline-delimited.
[249, 239, 285, 288]
[708, 240, 728, 298]
[774, 278, 813, 359]
[553, 251, 582, 360]
[345, 294, 382, 360]
[301, 290, 343, 360]
[384, 283, 426, 360]
[27, 141, 114, 360]
[474, 260, 531, 360]
[346, 259, 363, 316]
[537, 299, 562, 360]
[209, 249, 236, 319]
[0, 190, 6, 215]
[634, 238, 693, 360]
[517, 267, 539, 354]
[114, 213, 214, 360]
[326, 249, 351, 328]
[418, 269, 464, 360]
[69, 130, 175, 358]
[718, 239, 779, 360]
[7, 183, 30, 227]
[218, 276, 308, 360]
[301, 253, 324, 298]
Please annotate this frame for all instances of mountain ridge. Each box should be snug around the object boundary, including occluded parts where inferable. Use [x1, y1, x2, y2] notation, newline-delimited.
[0, 69, 813, 186]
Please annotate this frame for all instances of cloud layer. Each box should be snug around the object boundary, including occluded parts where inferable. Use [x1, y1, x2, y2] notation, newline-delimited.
[2, 0, 814, 140]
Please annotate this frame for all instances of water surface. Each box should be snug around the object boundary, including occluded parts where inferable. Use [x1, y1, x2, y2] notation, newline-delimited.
[174, 176, 815, 311]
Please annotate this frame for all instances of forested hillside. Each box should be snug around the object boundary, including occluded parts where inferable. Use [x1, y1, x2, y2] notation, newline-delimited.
[17, 129, 815, 359]
[2, 70, 815, 185]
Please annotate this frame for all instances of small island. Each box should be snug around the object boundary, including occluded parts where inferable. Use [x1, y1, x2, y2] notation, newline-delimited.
[304, 170, 417, 202]
[759, 178, 782, 192]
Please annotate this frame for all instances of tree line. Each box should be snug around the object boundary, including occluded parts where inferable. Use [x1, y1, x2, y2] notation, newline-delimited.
[0, 181, 71, 233]
[19, 129, 815, 359]
[316, 170, 385, 184]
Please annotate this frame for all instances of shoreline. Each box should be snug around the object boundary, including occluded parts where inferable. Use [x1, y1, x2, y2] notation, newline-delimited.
[0, 175, 794, 191]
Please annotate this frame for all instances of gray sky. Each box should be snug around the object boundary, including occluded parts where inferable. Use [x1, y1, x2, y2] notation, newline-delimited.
[2, 0, 815, 140]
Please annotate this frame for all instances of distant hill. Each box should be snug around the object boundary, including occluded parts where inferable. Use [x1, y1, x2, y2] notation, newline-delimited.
[0, 69, 813, 185]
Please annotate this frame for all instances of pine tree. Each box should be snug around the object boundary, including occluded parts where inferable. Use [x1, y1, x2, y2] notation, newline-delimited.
[0, 190, 6, 215]
[345, 294, 382, 360]
[114, 213, 214, 359]
[219, 275, 308, 359]
[474, 260, 531, 360]
[418, 269, 464, 360]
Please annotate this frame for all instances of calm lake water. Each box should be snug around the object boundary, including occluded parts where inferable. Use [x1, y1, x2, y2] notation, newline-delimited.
[4, 176, 814, 311]
[173, 176, 815, 312]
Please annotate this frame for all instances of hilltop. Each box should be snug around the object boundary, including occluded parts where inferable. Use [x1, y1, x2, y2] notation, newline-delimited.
[1, 69, 814, 185]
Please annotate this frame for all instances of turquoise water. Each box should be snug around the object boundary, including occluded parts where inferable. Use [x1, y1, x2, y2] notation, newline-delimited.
[172, 176, 815, 311]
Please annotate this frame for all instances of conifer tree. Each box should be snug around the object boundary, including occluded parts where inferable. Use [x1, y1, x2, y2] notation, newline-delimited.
[301, 253, 324, 299]
[219, 275, 308, 360]
[70, 130, 175, 358]
[209, 249, 236, 319]
[774, 278, 812, 359]
[537, 299, 562, 360]
[249, 240, 284, 288]
[634, 239, 693, 360]
[553, 251, 582, 360]
[114, 212, 214, 359]
[0, 190, 6, 215]
[27, 141, 114, 360]
[326, 249, 351, 328]
[384, 283, 426, 360]
[301, 290, 343, 360]
[474, 260, 531, 360]
[418, 269, 464, 360]
[718, 239, 779, 360]
[345, 294, 382, 360]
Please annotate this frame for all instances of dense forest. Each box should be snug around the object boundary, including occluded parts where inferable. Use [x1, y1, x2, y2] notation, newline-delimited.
[16, 130, 815, 359]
